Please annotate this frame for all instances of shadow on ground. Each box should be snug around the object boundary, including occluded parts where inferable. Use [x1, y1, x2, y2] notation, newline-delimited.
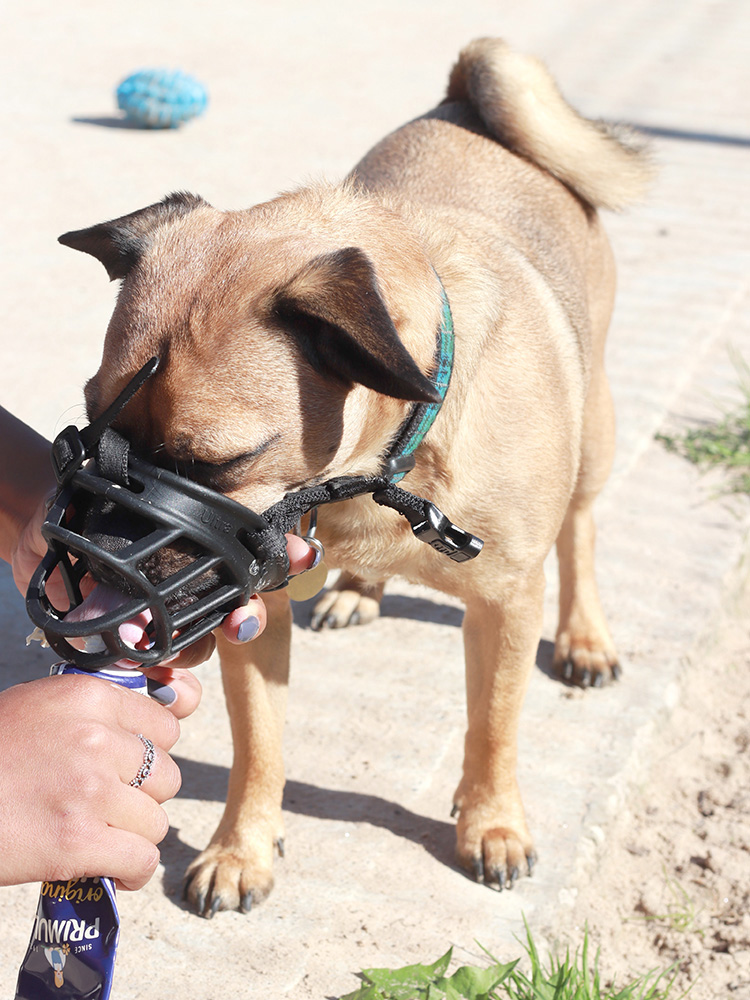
[291, 590, 465, 630]
[166, 756, 459, 907]
[72, 115, 145, 129]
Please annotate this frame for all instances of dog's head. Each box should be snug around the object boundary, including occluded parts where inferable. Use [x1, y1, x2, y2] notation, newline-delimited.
[41, 189, 445, 656]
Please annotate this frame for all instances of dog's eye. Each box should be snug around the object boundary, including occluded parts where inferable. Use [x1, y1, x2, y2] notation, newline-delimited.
[166, 434, 281, 491]
[172, 458, 241, 489]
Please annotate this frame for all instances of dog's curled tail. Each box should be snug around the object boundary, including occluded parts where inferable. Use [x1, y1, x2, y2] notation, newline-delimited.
[446, 38, 653, 211]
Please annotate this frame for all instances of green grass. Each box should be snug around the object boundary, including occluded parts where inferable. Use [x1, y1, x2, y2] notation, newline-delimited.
[336, 923, 681, 1000]
[631, 871, 703, 937]
[656, 353, 750, 496]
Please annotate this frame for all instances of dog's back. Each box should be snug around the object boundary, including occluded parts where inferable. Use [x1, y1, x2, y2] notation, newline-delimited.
[354, 38, 652, 215]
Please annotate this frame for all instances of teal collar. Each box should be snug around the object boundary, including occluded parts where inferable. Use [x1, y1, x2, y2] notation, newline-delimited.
[382, 280, 454, 483]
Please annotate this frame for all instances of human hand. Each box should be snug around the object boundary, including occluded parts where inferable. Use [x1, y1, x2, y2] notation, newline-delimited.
[0, 673, 191, 890]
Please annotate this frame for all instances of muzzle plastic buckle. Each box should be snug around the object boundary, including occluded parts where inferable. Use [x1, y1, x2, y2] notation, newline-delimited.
[371, 485, 483, 563]
[408, 501, 484, 563]
[51, 425, 88, 485]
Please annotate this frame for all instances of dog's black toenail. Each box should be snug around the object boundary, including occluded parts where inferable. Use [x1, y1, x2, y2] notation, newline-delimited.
[488, 865, 505, 891]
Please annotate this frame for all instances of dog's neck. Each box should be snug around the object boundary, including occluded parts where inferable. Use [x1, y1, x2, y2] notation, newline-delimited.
[263, 278, 482, 565]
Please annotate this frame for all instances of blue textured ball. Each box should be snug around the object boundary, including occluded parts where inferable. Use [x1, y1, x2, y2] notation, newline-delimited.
[116, 69, 208, 129]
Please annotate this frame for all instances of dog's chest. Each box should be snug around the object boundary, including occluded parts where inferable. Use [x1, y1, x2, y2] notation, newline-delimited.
[315, 496, 418, 582]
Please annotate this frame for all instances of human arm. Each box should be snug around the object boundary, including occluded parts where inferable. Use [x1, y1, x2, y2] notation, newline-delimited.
[0, 406, 54, 571]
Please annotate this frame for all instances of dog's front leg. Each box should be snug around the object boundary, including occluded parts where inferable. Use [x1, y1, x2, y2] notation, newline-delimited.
[183, 591, 291, 917]
[453, 572, 543, 889]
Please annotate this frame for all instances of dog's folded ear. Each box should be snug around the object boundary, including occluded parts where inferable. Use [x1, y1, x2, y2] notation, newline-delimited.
[273, 247, 441, 403]
[58, 192, 207, 281]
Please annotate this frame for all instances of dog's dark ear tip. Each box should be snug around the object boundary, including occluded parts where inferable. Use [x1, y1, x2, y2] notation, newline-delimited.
[420, 385, 444, 405]
[397, 371, 443, 404]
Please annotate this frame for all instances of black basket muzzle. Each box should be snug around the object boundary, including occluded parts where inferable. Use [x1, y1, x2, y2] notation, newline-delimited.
[26, 430, 290, 669]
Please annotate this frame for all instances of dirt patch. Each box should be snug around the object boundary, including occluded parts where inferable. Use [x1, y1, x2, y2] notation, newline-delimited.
[562, 576, 750, 998]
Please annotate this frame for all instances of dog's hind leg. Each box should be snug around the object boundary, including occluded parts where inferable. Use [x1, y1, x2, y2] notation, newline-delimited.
[453, 577, 543, 888]
[310, 572, 385, 630]
[554, 358, 620, 687]
[183, 593, 291, 917]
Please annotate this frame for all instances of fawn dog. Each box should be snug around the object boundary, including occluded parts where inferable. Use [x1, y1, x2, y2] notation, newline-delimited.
[59, 38, 650, 915]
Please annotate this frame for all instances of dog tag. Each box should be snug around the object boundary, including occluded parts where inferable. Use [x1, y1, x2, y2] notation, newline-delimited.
[286, 537, 328, 602]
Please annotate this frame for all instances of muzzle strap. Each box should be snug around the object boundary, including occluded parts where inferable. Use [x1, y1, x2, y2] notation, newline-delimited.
[262, 474, 483, 564]
[51, 357, 159, 486]
[96, 428, 131, 486]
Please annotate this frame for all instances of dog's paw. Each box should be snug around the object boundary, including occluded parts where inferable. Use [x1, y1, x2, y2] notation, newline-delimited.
[183, 837, 283, 918]
[310, 575, 383, 630]
[553, 630, 620, 688]
[453, 797, 536, 891]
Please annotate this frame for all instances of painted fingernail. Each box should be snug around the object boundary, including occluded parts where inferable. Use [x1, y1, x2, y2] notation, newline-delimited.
[237, 617, 261, 642]
[147, 680, 177, 706]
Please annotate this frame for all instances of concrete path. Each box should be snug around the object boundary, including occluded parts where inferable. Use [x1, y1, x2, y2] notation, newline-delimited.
[1, 1, 749, 997]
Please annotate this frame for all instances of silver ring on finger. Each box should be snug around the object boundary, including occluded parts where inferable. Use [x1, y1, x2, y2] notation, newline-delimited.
[129, 733, 156, 788]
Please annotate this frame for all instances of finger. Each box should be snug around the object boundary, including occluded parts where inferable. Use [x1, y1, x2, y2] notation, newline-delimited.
[81, 828, 162, 892]
[220, 594, 267, 645]
[218, 537, 314, 645]
[103, 782, 172, 851]
[145, 666, 202, 718]
[48, 674, 181, 753]
[106, 682, 181, 752]
[156, 632, 216, 672]
[286, 533, 316, 574]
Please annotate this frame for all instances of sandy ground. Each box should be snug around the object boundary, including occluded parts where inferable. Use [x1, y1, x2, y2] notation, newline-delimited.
[562, 558, 750, 999]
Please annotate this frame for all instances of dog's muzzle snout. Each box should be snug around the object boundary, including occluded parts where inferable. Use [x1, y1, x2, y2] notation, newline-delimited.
[26, 422, 291, 669]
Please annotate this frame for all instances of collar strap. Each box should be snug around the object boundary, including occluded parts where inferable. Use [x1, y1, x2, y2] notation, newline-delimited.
[381, 280, 454, 482]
